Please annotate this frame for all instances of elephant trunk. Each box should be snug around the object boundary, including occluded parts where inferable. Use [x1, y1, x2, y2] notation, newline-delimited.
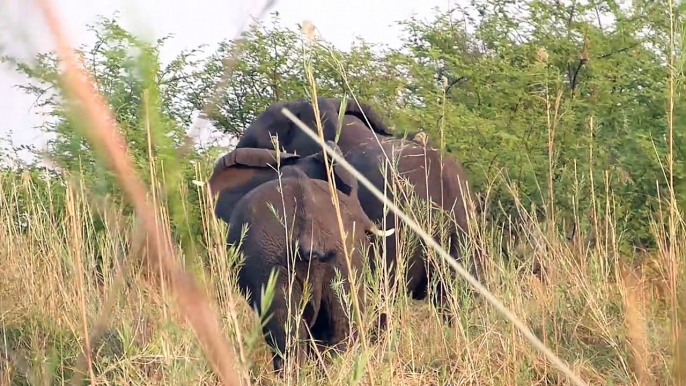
[339, 173, 394, 238]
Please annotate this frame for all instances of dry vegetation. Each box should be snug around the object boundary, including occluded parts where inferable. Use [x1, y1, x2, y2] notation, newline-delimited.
[1, 0, 685, 385]
[2, 141, 684, 385]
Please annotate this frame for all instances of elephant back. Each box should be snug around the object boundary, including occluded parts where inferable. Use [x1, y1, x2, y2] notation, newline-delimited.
[209, 147, 300, 196]
[212, 147, 300, 176]
[323, 98, 393, 137]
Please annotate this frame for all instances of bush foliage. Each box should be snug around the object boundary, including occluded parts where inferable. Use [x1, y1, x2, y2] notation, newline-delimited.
[5, 3, 685, 249]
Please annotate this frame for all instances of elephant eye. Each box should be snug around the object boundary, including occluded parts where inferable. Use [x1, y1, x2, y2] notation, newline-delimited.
[319, 250, 336, 263]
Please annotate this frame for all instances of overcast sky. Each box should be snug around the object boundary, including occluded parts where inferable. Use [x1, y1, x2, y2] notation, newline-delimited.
[0, 0, 459, 163]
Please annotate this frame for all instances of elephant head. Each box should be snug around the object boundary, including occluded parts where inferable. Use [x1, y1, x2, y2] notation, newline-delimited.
[275, 169, 393, 264]
[288, 140, 395, 241]
[235, 97, 342, 157]
[225, 156, 391, 373]
[235, 97, 394, 158]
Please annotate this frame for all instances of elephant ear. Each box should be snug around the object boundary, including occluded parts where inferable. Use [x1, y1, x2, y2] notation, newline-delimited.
[325, 97, 393, 136]
[235, 103, 291, 151]
[307, 140, 356, 197]
[332, 163, 358, 197]
[209, 148, 300, 195]
[289, 97, 341, 141]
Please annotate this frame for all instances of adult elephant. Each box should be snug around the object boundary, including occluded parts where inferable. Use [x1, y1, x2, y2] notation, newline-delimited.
[210, 142, 394, 372]
[235, 97, 479, 320]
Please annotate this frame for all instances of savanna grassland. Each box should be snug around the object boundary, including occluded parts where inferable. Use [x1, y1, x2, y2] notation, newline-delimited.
[1, 1, 686, 385]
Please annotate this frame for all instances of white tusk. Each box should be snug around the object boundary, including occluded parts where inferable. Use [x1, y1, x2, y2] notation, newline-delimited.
[372, 227, 395, 237]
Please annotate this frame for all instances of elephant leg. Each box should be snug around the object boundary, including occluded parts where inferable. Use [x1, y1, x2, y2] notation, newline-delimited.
[419, 227, 458, 325]
[248, 266, 310, 374]
[366, 219, 398, 337]
[448, 227, 483, 306]
[407, 251, 428, 300]
[433, 290, 455, 326]
[428, 228, 477, 325]
[450, 228, 482, 280]
[427, 267, 456, 325]
[391, 211, 431, 301]
[320, 273, 361, 354]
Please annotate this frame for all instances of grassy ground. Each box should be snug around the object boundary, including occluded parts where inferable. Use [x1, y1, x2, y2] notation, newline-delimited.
[0, 160, 684, 385]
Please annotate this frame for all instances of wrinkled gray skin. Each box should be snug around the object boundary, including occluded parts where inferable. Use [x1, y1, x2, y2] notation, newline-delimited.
[209, 143, 393, 373]
[235, 97, 479, 322]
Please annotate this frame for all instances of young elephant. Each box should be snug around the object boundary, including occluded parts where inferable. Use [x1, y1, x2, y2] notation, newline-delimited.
[214, 143, 394, 373]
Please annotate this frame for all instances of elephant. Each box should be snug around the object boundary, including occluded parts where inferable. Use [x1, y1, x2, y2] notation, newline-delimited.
[209, 141, 394, 372]
[234, 97, 480, 321]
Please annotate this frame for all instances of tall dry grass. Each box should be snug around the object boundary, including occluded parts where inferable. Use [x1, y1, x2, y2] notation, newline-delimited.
[1, 132, 684, 385]
[1, 2, 685, 386]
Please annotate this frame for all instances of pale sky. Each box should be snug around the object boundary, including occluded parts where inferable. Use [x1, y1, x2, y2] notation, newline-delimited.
[0, 0, 460, 164]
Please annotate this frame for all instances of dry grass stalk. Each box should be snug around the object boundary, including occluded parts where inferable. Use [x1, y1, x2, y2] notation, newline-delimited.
[28, 0, 247, 384]
[621, 267, 651, 385]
